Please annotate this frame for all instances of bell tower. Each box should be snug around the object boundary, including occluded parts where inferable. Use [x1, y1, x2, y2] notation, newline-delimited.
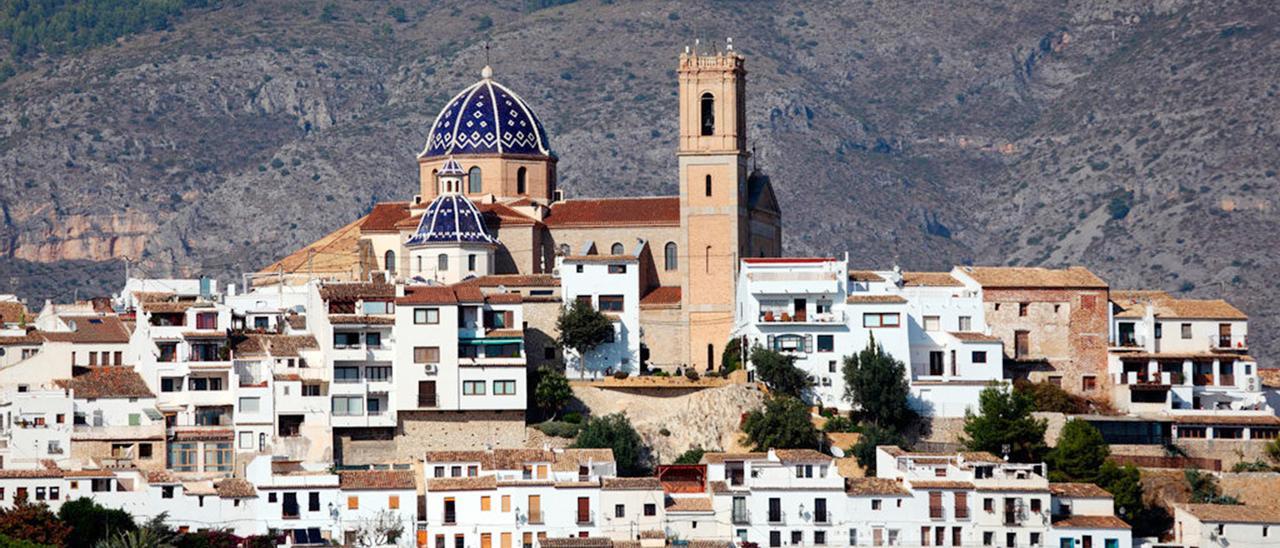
[678, 41, 750, 372]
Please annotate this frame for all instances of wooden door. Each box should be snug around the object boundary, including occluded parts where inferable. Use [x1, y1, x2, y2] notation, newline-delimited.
[576, 496, 590, 523]
[480, 533, 491, 548]
[1014, 330, 1029, 358]
[418, 381, 437, 407]
[527, 495, 541, 523]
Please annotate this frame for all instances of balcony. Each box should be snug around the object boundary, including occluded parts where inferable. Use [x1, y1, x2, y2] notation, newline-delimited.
[732, 509, 750, 525]
[576, 510, 594, 525]
[814, 511, 829, 525]
[758, 310, 845, 325]
[767, 513, 785, 525]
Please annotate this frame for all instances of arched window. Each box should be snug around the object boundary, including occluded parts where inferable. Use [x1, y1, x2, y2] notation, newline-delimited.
[384, 250, 396, 273]
[438, 253, 449, 271]
[517, 167, 527, 194]
[700, 92, 715, 136]
[664, 242, 678, 271]
[467, 254, 477, 272]
[611, 242, 625, 255]
[468, 167, 482, 194]
[431, 169, 439, 193]
[705, 174, 712, 197]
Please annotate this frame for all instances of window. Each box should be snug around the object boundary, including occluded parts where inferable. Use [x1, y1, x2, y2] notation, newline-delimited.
[872, 499, 882, 510]
[188, 377, 224, 391]
[501, 495, 510, 512]
[643, 503, 656, 516]
[924, 315, 941, 332]
[205, 442, 232, 472]
[972, 351, 987, 364]
[863, 313, 901, 328]
[309, 492, 321, 512]
[598, 295, 624, 312]
[161, 377, 183, 392]
[139, 443, 153, 459]
[1030, 498, 1042, 513]
[415, 346, 440, 364]
[384, 250, 396, 273]
[302, 383, 322, 397]
[700, 92, 715, 135]
[239, 397, 260, 413]
[334, 367, 360, 383]
[983, 498, 994, 512]
[468, 167, 482, 193]
[615, 504, 625, 518]
[958, 316, 972, 331]
[1018, 303, 1029, 316]
[366, 366, 392, 382]
[348, 495, 360, 510]
[1154, 322, 1163, 339]
[414, 308, 440, 324]
[493, 380, 517, 395]
[608, 264, 627, 274]
[481, 496, 491, 511]
[705, 174, 713, 197]
[239, 432, 254, 449]
[814, 531, 826, 545]
[1082, 375, 1097, 392]
[463, 381, 486, 395]
[849, 529, 857, 546]
[334, 332, 361, 348]
[332, 396, 363, 416]
[438, 253, 449, 271]
[611, 242, 624, 255]
[365, 332, 382, 348]
[1182, 323, 1192, 339]
[196, 312, 217, 329]
[516, 167, 527, 194]
[1177, 426, 1206, 439]
[279, 415, 303, 437]
[158, 342, 177, 362]
[817, 335, 834, 352]
[664, 242, 678, 271]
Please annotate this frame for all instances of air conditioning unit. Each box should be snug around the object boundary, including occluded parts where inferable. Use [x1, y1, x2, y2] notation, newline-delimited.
[424, 364, 438, 376]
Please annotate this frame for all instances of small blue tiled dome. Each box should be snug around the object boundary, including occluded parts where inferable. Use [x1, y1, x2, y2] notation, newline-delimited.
[420, 67, 552, 158]
[406, 194, 498, 246]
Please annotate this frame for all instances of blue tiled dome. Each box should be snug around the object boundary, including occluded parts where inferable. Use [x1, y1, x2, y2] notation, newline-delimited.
[406, 194, 498, 246]
[420, 68, 551, 158]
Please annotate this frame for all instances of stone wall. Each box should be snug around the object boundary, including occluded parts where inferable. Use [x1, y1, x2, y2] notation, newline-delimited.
[393, 410, 527, 461]
[640, 306, 686, 371]
[983, 287, 1110, 401]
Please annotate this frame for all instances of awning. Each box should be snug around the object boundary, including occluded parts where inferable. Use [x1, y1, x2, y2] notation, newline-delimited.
[460, 338, 523, 346]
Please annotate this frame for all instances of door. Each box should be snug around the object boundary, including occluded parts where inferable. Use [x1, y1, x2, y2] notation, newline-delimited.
[793, 298, 807, 321]
[1218, 323, 1232, 347]
[1014, 331, 1029, 358]
[480, 533, 491, 548]
[418, 381, 437, 407]
[282, 492, 299, 519]
[768, 497, 782, 522]
[929, 352, 944, 376]
[1082, 536, 1092, 548]
[527, 495, 541, 524]
[576, 497, 590, 524]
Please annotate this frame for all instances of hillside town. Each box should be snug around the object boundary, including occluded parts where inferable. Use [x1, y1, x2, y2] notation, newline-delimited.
[1, 45, 1278, 548]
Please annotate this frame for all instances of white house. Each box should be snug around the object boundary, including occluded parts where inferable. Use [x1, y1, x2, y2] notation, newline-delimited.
[558, 243, 645, 378]
[1172, 503, 1280, 548]
[337, 469, 419, 546]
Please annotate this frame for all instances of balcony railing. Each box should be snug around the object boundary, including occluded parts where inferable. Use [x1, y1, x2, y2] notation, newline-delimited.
[814, 511, 829, 524]
[732, 509, 750, 525]
[758, 311, 844, 324]
[767, 513, 785, 525]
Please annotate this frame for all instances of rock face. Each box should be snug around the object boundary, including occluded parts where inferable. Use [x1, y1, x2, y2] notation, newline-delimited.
[571, 383, 767, 459]
[2, 0, 1279, 361]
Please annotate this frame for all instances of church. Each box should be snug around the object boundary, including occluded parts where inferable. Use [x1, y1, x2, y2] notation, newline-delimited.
[263, 45, 782, 372]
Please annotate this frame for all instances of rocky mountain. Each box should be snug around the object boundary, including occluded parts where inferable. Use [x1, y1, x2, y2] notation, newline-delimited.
[1, 0, 1277, 360]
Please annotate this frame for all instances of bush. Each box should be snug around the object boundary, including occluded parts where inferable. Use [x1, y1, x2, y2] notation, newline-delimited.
[743, 396, 820, 451]
[658, 428, 671, 437]
[58, 498, 136, 546]
[573, 413, 651, 476]
[561, 412, 583, 425]
[823, 414, 856, 433]
[685, 369, 700, 381]
[674, 447, 705, 464]
[536, 421, 580, 438]
[1231, 460, 1273, 472]
[612, 370, 628, 380]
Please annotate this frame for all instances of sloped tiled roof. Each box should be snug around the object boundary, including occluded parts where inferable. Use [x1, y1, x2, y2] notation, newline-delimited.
[57, 367, 154, 399]
[0, 301, 28, 324]
[553, 448, 615, 472]
[949, 331, 1002, 342]
[320, 282, 395, 302]
[258, 214, 369, 278]
[458, 274, 559, 287]
[845, 477, 908, 496]
[39, 315, 131, 343]
[233, 334, 319, 358]
[1052, 515, 1131, 529]
[1049, 483, 1113, 498]
[0, 330, 44, 345]
[700, 452, 767, 464]
[340, 470, 417, 490]
[773, 449, 830, 463]
[546, 197, 680, 228]
[640, 286, 682, 307]
[397, 285, 460, 305]
[1259, 368, 1280, 389]
[479, 202, 541, 227]
[359, 202, 413, 232]
[426, 476, 497, 491]
[0, 469, 63, 479]
[1111, 290, 1247, 320]
[847, 270, 885, 282]
[1178, 503, 1280, 524]
[909, 480, 975, 490]
[215, 478, 258, 498]
[601, 477, 661, 491]
[665, 497, 714, 512]
[958, 266, 1108, 289]
[901, 272, 963, 287]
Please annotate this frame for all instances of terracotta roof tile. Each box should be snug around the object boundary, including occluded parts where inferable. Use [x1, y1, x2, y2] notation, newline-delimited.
[553, 448, 615, 472]
[640, 286, 682, 307]
[848, 270, 885, 282]
[285, 314, 306, 330]
[39, 315, 131, 343]
[479, 202, 541, 227]
[145, 470, 180, 484]
[57, 367, 154, 399]
[0, 469, 63, 479]
[259, 214, 368, 277]
[484, 329, 524, 339]
[458, 274, 559, 287]
[1052, 515, 1131, 529]
[700, 452, 767, 464]
[901, 272, 963, 287]
[171, 428, 233, 441]
[1260, 368, 1280, 389]
[216, 478, 258, 498]
[320, 282, 395, 302]
[562, 254, 636, 263]
[485, 293, 523, 305]
[0, 330, 44, 345]
[329, 315, 395, 325]
[846, 295, 907, 304]
[959, 452, 1003, 464]
[845, 477, 908, 496]
[340, 470, 416, 490]
[773, 449, 830, 463]
[1111, 290, 1246, 320]
[424, 450, 493, 465]
[909, 480, 975, 489]
[233, 334, 318, 358]
[427, 476, 497, 491]
[397, 286, 459, 305]
[1171, 414, 1280, 426]
[546, 197, 680, 228]
[493, 449, 556, 470]
[665, 496, 713, 512]
[958, 266, 1108, 289]
[1050, 483, 1113, 498]
[0, 301, 29, 324]
[1179, 503, 1280, 524]
[359, 202, 412, 232]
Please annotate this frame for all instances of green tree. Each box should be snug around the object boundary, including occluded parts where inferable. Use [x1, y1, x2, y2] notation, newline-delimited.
[851, 424, 906, 476]
[742, 396, 819, 451]
[842, 336, 915, 429]
[387, 6, 408, 22]
[573, 413, 650, 477]
[556, 300, 616, 376]
[1097, 462, 1144, 522]
[720, 337, 743, 373]
[1046, 419, 1109, 482]
[59, 497, 137, 547]
[673, 446, 705, 465]
[1185, 469, 1240, 505]
[750, 346, 811, 399]
[533, 365, 572, 419]
[961, 384, 1047, 462]
[0, 502, 70, 546]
